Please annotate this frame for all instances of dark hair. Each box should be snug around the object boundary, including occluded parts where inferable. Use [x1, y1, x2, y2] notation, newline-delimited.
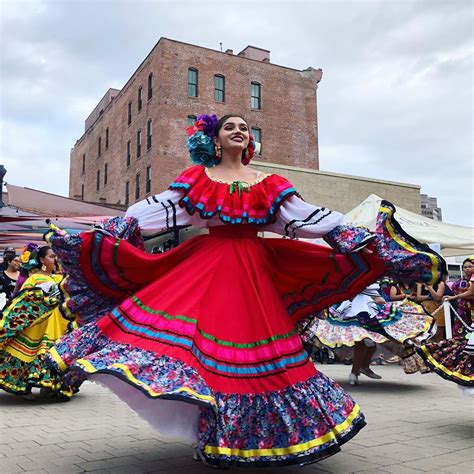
[214, 114, 248, 137]
[3, 254, 16, 266]
[35, 246, 52, 269]
[462, 258, 474, 267]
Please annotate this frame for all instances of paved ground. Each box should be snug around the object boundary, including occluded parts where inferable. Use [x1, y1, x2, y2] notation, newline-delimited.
[0, 364, 473, 474]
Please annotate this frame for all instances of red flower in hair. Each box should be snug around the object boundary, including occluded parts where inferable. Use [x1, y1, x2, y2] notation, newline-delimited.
[185, 119, 206, 136]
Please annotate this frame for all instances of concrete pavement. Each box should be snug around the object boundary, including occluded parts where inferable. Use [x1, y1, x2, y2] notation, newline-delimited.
[0, 364, 473, 473]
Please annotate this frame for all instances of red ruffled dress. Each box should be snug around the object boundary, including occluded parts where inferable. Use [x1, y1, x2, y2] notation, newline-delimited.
[46, 165, 443, 468]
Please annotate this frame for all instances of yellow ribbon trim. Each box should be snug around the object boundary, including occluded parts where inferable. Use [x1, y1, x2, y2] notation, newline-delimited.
[380, 205, 439, 285]
[59, 277, 78, 321]
[76, 360, 217, 406]
[420, 345, 473, 382]
[49, 346, 68, 372]
[204, 404, 361, 458]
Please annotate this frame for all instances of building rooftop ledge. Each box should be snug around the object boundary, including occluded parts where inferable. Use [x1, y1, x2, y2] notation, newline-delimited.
[252, 161, 420, 189]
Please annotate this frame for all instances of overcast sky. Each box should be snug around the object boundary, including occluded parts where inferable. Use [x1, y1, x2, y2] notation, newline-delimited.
[0, 0, 472, 226]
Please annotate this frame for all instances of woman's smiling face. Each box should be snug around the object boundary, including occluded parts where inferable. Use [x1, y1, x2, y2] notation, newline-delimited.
[215, 116, 250, 155]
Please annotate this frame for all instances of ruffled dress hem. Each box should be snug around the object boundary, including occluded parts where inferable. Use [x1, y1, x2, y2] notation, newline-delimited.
[417, 340, 473, 387]
[48, 323, 366, 467]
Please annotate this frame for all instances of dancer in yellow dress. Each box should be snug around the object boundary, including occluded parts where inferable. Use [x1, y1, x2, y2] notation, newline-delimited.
[0, 245, 74, 399]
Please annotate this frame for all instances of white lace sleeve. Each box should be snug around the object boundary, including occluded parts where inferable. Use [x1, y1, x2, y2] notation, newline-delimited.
[264, 195, 343, 238]
[125, 189, 201, 234]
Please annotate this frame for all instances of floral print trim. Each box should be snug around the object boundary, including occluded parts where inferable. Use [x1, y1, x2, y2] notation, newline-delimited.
[198, 371, 365, 467]
[417, 337, 473, 387]
[323, 202, 446, 286]
[323, 225, 374, 254]
[47, 322, 214, 405]
[48, 322, 366, 467]
[0, 350, 74, 399]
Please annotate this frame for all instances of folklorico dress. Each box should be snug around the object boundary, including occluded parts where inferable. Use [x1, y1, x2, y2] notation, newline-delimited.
[450, 277, 474, 337]
[417, 274, 474, 393]
[300, 283, 435, 349]
[45, 165, 444, 468]
[0, 273, 74, 398]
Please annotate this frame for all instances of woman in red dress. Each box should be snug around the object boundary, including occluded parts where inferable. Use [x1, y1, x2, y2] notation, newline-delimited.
[46, 114, 444, 468]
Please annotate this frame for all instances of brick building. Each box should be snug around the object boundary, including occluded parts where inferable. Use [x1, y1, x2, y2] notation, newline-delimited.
[69, 38, 323, 206]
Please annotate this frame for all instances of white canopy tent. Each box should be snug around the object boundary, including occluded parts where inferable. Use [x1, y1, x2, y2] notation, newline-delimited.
[343, 194, 474, 257]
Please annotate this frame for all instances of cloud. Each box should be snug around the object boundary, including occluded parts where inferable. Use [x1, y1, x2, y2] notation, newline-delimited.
[0, 0, 472, 226]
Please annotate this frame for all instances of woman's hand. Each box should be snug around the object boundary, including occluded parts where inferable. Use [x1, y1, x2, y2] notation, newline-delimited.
[443, 295, 456, 302]
[374, 296, 386, 305]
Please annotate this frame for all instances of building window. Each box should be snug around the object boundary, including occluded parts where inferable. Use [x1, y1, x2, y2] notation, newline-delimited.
[105, 128, 109, 149]
[188, 68, 198, 97]
[98, 136, 102, 157]
[148, 73, 153, 100]
[136, 130, 142, 158]
[126, 140, 131, 166]
[146, 165, 151, 194]
[251, 127, 262, 155]
[135, 173, 140, 200]
[214, 75, 225, 102]
[81, 184, 84, 201]
[127, 102, 132, 125]
[147, 119, 152, 150]
[96, 170, 100, 191]
[81, 154, 85, 174]
[104, 163, 108, 185]
[125, 181, 129, 206]
[138, 87, 143, 111]
[187, 115, 197, 125]
[251, 82, 261, 110]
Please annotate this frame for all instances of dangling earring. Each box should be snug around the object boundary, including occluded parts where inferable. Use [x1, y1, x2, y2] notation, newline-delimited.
[214, 144, 222, 159]
[41, 264, 47, 272]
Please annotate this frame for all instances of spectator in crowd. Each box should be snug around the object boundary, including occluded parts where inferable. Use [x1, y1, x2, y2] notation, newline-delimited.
[0, 254, 21, 304]
[0, 247, 16, 272]
[389, 281, 417, 302]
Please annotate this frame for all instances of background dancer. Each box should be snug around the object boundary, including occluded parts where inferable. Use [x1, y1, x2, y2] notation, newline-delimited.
[0, 245, 74, 400]
[300, 283, 435, 385]
[418, 282, 474, 395]
[445, 257, 474, 337]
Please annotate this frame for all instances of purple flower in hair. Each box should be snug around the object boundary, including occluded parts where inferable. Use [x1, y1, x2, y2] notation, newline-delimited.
[26, 243, 39, 252]
[197, 114, 218, 138]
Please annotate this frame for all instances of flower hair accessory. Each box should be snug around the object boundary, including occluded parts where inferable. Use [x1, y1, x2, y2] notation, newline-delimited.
[19, 242, 40, 270]
[186, 114, 219, 167]
[243, 135, 256, 165]
[186, 114, 256, 167]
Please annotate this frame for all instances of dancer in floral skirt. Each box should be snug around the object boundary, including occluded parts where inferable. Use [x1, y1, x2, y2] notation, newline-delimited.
[46, 114, 444, 468]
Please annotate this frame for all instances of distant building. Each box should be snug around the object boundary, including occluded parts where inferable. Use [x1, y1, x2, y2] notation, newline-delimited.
[68, 37, 423, 216]
[421, 194, 443, 221]
[69, 38, 323, 206]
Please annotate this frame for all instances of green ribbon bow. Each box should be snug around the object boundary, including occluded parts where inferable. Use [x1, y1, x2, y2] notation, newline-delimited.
[229, 180, 251, 197]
